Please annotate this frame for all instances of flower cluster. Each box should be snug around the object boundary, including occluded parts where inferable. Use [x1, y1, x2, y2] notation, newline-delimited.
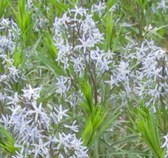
[0, 18, 22, 92]
[53, 6, 111, 76]
[105, 39, 168, 107]
[1, 84, 88, 158]
[53, 5, 115, 107]
[0, 18, 19, 58]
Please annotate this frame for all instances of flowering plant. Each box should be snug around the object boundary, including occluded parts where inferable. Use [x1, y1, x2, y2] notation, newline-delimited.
[0, 0, 168, 157]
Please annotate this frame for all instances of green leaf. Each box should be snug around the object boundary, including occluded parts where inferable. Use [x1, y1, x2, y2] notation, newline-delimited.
[135, 105, 165, 158]
[0, 0, 9, 17]
[0, 126, 19, 154]
[82, 105, 121, 146]
[79, 78, 93, 113]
